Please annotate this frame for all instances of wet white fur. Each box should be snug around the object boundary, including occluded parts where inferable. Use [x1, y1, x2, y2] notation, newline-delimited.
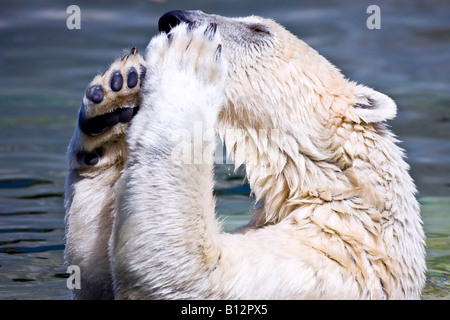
[65, 16, 426, 300]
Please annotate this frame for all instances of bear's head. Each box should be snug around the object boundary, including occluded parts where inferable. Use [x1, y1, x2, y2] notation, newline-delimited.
[159, 10, 399, 223]
[159, 10, 396, 127]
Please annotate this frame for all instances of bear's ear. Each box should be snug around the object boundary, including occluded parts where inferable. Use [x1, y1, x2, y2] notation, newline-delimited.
[353, 85, 397, 123]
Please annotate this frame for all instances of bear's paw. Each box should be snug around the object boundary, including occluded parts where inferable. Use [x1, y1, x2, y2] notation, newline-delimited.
[79, 47, 146, 137]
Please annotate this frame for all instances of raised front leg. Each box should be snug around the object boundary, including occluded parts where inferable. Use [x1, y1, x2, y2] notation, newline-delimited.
[64, 48, 146, 299]
[110, 23, 227, 299]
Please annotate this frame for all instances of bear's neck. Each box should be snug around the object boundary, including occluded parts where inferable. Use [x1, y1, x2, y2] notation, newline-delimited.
[221, 118, 420, 225]
[221, 119, 426, 296]
[221, 124, 355, 225]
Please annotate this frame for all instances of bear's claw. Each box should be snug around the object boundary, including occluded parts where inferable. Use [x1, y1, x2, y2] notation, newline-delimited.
[204, 22, 218, 40]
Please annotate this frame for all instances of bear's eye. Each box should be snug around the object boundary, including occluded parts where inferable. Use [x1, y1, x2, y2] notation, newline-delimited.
[248, 24, 271, 35]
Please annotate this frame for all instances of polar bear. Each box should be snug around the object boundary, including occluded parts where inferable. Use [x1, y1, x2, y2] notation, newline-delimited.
[64, 10, 426, 299]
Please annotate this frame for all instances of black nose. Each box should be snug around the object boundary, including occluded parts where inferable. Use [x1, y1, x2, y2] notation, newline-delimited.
[158, 10, 193, 33]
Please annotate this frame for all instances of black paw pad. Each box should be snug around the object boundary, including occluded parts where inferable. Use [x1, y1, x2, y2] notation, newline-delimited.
[76, 147, 104, 166]
[127, 67, 138, 89]
[86, 85, 104, 104]
[118, 106, 140, 123]
[110, 71, 123, 92]
[78, 102, 119, 136]
[78, 103, 140, 137]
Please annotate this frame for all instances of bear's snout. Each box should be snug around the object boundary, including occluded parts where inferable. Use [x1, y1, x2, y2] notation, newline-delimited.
[158, 10, 210, 33]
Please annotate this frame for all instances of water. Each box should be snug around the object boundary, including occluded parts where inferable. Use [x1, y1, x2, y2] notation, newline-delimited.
[0, 0, 449, 299]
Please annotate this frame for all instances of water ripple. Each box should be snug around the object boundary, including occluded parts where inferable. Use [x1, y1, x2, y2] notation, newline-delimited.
[0, 179, 52, 189]
[0, 244, 65, 254]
